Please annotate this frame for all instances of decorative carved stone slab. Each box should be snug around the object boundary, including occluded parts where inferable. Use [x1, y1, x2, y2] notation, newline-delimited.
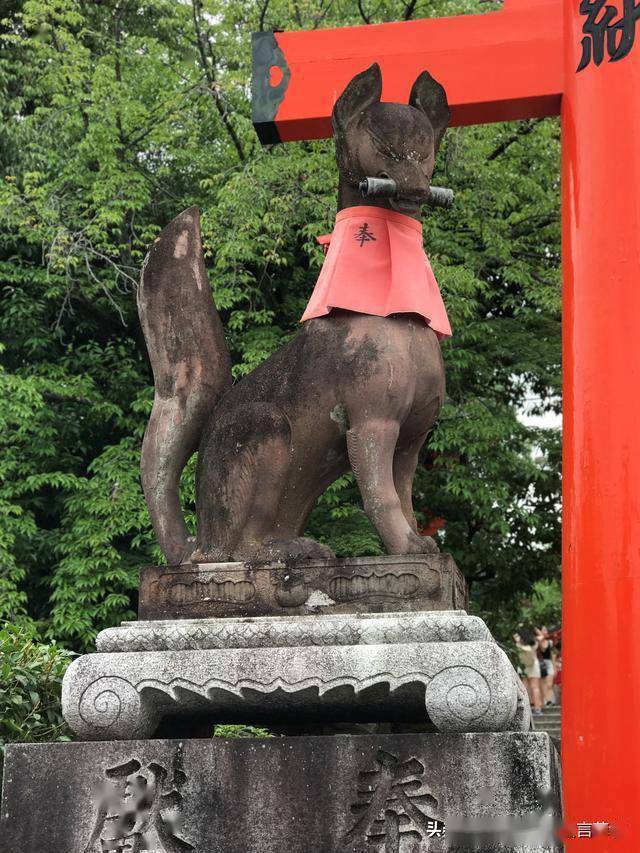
[138, 553, 468, 620]
[1, 733, 562, 852]
[63, 612, 530, 740]
[96, 610, 490, 653]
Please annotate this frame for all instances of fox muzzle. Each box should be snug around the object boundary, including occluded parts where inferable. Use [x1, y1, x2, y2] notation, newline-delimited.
[359, 177, 454, 209]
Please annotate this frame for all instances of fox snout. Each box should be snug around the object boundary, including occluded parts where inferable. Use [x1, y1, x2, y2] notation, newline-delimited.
[376, 165, 431, 203]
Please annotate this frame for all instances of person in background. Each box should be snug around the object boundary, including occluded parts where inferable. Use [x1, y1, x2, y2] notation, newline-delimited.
[549, 626, 562, 705]
[553, 653, 562, 705]
[536, 626, 556, 706]
[514, 628, 542, 715]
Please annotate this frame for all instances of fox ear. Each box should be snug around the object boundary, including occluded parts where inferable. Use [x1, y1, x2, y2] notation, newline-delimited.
[409, 70, 450, 151]
[333, 63, 382, 134]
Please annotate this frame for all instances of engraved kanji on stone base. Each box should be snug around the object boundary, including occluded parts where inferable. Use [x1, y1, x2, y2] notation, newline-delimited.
[84, 746, 194, 853]
[343, 749, 444, 851]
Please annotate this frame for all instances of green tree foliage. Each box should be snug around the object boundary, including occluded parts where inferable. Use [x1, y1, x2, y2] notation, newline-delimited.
[0, 622, 73, 781]
[518, 578, 562, 630]
[213, 724, 273, 738]
[1, 0, 561, 649]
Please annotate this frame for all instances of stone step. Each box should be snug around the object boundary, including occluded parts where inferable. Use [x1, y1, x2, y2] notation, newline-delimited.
[532, 705, 562, 737]
[534, 724, 561, 735]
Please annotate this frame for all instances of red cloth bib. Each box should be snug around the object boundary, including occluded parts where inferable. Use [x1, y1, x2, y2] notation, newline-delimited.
[301, 205, 452, 339]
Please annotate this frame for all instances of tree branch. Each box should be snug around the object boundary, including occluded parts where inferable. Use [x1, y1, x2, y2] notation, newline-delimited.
[191, 0, 246, 163]
[402, 0, 418, 20]
[292, 2, 304, 27]
[312, 0, 335, 28]
[357, 0, 371, 23]
[258, 0, 270, 30]
[123, 83, 201, 149]
[487, 120, 539, 161]
[510, 212, 557, 237]
[42, 392, 93, 406]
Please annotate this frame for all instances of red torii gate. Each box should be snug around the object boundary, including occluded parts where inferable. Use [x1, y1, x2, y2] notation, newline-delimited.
[252, 0, 640, 847]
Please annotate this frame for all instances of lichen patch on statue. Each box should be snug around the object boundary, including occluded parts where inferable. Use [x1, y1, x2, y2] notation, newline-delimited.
[302, 205, 452, 339]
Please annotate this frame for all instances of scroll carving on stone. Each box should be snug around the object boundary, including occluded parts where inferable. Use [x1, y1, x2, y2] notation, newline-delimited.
[328, 571, 422, 602]
[62, 628, 527, 741]
[166, 577, 256, 606]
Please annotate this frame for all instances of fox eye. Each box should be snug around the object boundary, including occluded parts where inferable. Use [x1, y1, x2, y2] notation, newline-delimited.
[369, 135, 401, 161]
[380, 147, 401, 161]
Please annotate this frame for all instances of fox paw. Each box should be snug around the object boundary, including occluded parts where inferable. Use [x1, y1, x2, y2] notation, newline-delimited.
[262, 537, 335, 562]
[400, 532, 440, 555]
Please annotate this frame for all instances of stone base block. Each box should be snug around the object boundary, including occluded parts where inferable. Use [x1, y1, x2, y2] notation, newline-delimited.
[138, 553, 468, 620]
[62, 612, 531, 740]
[1, 733, 562, 852]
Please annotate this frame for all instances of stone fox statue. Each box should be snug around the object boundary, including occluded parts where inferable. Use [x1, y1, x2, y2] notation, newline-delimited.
[137, 63, 451, 565]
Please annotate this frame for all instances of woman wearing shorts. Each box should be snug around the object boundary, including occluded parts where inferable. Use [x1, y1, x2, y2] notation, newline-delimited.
[514, 629, 543, 715]
[536, 627, 556, 706]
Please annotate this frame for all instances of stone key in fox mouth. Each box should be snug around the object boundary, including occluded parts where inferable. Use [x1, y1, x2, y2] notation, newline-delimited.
[359, 176, 454, 209]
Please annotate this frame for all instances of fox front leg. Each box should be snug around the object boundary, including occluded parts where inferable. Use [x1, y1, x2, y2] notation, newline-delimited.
[393, 431, 439, 553]
[347, 419, 437, 555]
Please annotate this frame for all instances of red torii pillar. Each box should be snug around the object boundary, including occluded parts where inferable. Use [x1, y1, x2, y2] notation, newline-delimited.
[252, 0, 640, 845]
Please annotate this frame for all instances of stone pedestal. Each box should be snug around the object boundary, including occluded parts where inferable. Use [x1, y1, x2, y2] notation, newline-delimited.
[3, 553, 561, 851]
[0, 733, 562, 852]
[62, 610, 531, 740]
[138, 553, 467, 620]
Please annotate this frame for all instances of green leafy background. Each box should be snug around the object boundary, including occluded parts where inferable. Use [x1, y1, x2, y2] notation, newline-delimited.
[1, 0, 560, 661]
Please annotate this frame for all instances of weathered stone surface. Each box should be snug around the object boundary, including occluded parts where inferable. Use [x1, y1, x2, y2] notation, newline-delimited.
[138, 553, 468, 620]
[138, 66, 454, 567]
[1, 733, 562, 852]
[97, 610, 489, 653]
[62, 631, 530, 740]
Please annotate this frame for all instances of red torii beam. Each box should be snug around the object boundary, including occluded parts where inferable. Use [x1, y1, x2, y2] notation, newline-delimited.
[252, 0, 640, 847]
[252, 0, 562, 142]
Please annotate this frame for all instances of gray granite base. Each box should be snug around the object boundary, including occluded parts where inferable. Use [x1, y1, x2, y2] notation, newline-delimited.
[96, 610, 491, 652]
[63, 612, 531, 740]
[0, 733, 562, 852]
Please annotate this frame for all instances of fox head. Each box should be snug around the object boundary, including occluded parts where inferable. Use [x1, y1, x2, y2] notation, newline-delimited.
[333, 62, 450, 216]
